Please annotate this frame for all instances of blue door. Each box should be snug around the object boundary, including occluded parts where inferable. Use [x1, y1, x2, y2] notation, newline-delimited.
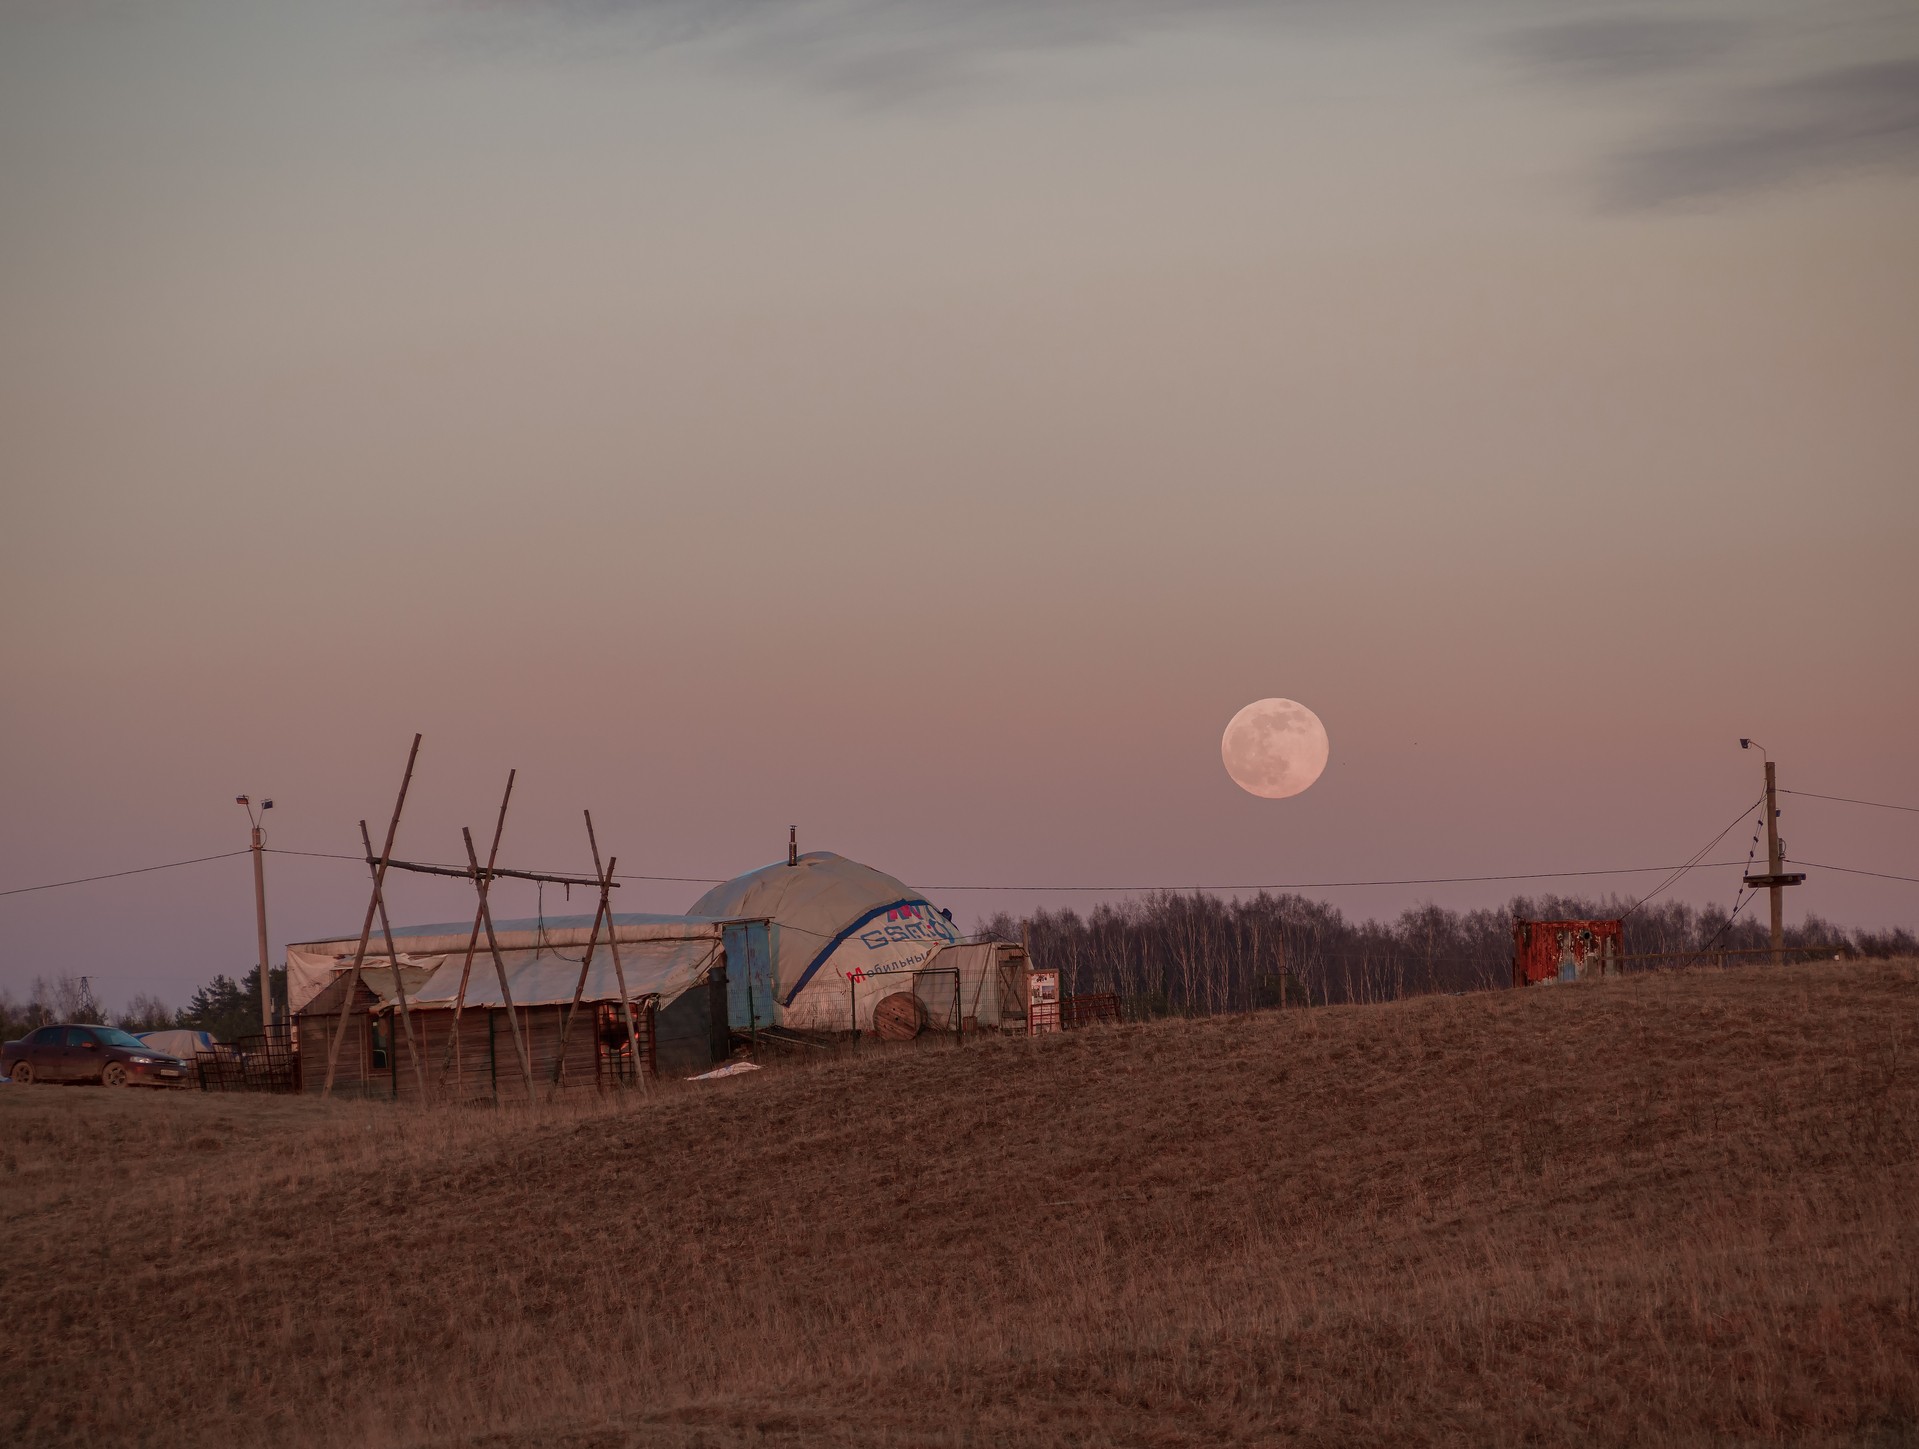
[723, 921, 774, 1032]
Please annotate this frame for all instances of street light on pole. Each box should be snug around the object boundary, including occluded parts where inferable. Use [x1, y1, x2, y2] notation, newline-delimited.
[236, 795, 275, 1029]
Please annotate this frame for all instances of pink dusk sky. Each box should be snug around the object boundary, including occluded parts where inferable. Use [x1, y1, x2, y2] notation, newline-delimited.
[2, 0, 1916, 1010]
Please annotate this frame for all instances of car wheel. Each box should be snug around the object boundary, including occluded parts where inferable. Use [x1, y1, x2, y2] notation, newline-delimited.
[101, 1062, 131, 1088]
[9, 1061, 34, 1086]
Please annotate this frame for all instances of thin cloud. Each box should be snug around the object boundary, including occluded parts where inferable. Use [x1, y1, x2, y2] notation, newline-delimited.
[464, 0, 1919, 206]
[1604, 58, 1919, 208]
[460, 0, 1349, 101]
[1504, 16, 1747, 83]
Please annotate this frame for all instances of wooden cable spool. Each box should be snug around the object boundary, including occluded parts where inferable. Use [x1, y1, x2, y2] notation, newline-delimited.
[871, 991, 927, 1041]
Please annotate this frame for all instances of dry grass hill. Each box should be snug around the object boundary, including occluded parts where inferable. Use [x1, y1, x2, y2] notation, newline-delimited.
[4, 961, 1916, 1448]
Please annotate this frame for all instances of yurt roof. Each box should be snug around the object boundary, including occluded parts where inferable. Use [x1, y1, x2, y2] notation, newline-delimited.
[687, 851, 946, 1007]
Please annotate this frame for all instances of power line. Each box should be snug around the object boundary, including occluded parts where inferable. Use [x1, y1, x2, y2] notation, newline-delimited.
[1697, 807, 1769, 958]
[0, 850, 250, 898]
[266, 845, 1754, 893]
[1795, 859, 1919, 885]
[265, 847, 385, 863]
[913, 863, 1758, 892]
[13, 838, 1907, 903]
[1780, 789, 1919, 815]
[266, 847, 722, 884]
[1621, 795, 1764, 920]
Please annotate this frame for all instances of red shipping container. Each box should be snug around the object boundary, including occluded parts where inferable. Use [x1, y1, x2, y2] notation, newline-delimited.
[1512, 919, 1623, 987]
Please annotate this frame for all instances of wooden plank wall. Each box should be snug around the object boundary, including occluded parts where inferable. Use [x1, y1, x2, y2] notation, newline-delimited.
[383, 1005, 609, 1105]
[290, 1013, 377, 1097]
[298, 1003, 658, 1101]
[405, 1010, 504, 1104]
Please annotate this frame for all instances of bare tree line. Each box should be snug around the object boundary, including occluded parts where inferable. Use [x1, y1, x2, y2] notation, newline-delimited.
[0, 968, 284, 1043]
[979, 892, 1917, 1017]
[3, 896, 1910, 1045]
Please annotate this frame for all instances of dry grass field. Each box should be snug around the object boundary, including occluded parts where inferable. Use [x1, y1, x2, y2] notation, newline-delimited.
[3, 961, 1916, 1449]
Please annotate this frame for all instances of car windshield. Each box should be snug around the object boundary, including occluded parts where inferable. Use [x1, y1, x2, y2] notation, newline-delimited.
[92, 1028, 149, 1049]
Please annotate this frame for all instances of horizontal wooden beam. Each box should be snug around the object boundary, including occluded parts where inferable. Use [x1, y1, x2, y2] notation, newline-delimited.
[370, 856, 614, 889]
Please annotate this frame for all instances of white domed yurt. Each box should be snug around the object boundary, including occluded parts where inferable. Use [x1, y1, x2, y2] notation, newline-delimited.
[690, 851, 965, 1033]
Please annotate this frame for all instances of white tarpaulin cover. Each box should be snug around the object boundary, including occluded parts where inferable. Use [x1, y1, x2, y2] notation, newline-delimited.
[286, 949, 340, 1015]
[287, 949, 444, 1013]
[136, 1029, 221, 1060]
[403, 936, 720, 1010]
[288, 914, 726, 1015]
[839, 943, 1013, 1032]
[915, 942, 1011, 1030]
[688, 852, 957, 1031]
[289, 913, 721, 960]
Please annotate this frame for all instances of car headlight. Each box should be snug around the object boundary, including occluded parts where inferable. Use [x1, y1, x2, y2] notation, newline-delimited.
[127, 1055, 155, 1064]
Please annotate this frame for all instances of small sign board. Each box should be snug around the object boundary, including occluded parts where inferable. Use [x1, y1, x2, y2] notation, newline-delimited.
[1028, 968, 1061, 1035]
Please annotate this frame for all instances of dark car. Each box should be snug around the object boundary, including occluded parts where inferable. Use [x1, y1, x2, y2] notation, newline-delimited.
[3, 1023, 193, 1088]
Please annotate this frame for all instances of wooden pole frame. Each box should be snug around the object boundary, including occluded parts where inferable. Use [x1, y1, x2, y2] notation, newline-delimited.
[439, 772, 515, 1092]
[551, 852, 615, 1092]
[321, 734, 421, 1099]
[360, 819, 428, 1103]
[355, 856, 604, 890]
[585, 811, 646, 1090]
[462, 827, 537, 1099]
[311, 737, 649, 1106]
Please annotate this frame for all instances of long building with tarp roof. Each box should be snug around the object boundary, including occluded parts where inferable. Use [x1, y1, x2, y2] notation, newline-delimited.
[288, 850, 1035, 1097]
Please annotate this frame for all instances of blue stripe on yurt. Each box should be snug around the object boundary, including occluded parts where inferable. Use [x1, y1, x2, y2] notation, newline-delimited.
[780, 897, 933, 1007]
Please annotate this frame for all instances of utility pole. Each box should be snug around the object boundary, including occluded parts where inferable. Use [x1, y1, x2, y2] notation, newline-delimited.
[237, 795, 274, 1029]
[1762, 760, 1783, 962]
[1739, 742, 1805, 967]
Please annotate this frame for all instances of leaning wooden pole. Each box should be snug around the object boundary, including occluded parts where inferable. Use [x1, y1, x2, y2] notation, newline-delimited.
[463, 827, 536, 1098]
[550, 857, 614, 1092]
[361, 819, 429, 1104]
[322, 734, 422, 1098]
[585, 811, 645, 1089]
[439, 772, 515, 1088]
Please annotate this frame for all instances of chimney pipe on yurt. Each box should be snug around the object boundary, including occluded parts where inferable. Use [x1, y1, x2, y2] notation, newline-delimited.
[788, 826, 797, 867]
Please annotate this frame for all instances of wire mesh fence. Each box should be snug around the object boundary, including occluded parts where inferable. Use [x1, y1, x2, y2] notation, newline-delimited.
[594, 1000, 657, 1087]
[1060, 992, 1122, 1028]
[194, 1023, 299, 1093]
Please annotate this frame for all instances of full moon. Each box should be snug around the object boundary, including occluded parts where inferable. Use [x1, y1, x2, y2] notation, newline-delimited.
[1221, 698, 1330, 799]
